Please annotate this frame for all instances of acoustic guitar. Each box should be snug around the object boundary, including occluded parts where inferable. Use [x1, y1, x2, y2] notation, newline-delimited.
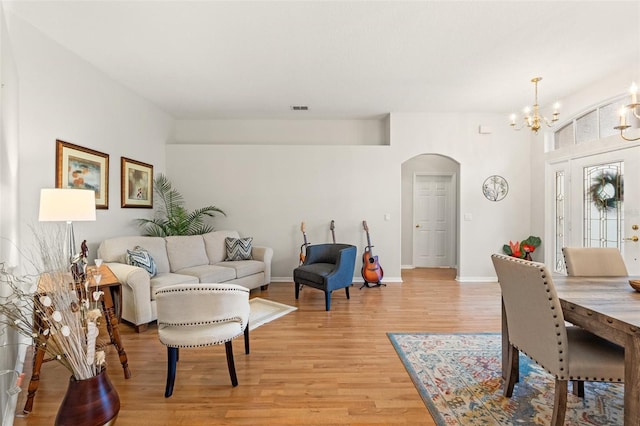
[330, 220, 336, 243]
[361, 220, 385, 288]
[299, 222, 309, 265]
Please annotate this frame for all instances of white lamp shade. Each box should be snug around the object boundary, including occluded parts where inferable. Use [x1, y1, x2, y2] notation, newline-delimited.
[39, 188, 97, 222]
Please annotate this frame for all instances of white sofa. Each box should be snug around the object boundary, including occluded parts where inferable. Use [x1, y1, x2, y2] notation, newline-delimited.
[97, 230, 272, 332]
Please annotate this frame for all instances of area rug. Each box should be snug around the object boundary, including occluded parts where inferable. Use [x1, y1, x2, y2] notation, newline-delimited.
[388, 333, 623, 425]
[248, 297, 297, 331]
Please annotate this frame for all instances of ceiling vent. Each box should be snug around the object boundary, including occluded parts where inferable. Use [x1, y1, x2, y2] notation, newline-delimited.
[290, 105, 309, 111]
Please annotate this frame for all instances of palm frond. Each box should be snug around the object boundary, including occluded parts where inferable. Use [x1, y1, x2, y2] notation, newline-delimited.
[136, 174, 225, 236]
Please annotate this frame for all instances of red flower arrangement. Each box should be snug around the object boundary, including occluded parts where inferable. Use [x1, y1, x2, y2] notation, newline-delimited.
[503, 236, 541, 261]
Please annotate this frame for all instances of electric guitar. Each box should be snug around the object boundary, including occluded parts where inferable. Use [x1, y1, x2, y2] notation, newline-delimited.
[299, 222, 309, 265]
[361, 220, 384, 288]
[330, 220, 336, 243]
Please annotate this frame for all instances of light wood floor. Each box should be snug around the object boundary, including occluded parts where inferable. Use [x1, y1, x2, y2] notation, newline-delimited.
[13, 269, 501, 425]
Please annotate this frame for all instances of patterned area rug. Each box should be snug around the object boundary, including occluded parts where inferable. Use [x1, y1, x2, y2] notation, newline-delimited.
[248, 297, 296, 331]
[388, 333, 623, 425]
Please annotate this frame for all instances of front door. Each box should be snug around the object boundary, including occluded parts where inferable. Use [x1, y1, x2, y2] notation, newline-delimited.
[566, 146, 640, 274]
[413, 174, 456, 267]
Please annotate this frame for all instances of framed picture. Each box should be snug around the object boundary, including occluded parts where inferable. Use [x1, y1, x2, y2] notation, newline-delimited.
[56, 140, 109, 209]
[121, 157, 153, 208]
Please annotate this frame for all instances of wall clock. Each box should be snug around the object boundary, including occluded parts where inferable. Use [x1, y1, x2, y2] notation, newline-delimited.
[482, 175, 508, 202]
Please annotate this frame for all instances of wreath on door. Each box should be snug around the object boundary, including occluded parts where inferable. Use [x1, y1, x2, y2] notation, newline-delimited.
[589, 170, 623, 211]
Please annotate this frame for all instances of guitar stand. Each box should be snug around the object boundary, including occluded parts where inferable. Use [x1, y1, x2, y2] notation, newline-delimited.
[360, 280, 386, 289]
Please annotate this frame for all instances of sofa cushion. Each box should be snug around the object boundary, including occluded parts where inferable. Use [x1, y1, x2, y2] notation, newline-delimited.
[203, 230, 240, 264]
[165, 235, 208, 272]
[126, 246, 158, 277]
[98, 236, 170, 274]
[174, 265, 237, 283]
[225, 237, 253, 261]
[215, 260, 264, 279]
[150, 273, 199, 300]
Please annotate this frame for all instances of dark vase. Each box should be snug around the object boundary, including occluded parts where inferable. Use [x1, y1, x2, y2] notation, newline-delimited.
[55, 369, 120, 426]
[524, 252, 532, 261]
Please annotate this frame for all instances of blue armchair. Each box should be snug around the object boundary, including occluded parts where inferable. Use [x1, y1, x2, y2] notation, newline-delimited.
[293, 243, 357, 311]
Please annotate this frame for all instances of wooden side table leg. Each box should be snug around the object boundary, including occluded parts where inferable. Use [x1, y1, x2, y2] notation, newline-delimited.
[23, 343, 46, 414]
[103, 290, 131, 379]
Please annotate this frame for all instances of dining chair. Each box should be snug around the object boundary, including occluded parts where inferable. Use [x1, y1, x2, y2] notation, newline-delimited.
[562, 246, 628, 396]
[491, 254, 624, 426]
[562, 247, 628, 277]
[155, 283, 250, 397]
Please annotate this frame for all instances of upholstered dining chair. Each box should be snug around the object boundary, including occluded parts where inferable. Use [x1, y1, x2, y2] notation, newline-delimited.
[561, 246, 628, 396]
[491, 254, 624, 426]
[562, 247, 628, 277]
[293, 243, 357, 311]
[155, 283, 250, 397]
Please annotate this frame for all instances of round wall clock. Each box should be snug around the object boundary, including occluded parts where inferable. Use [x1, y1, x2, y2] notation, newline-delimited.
[482, 175, 508, 202]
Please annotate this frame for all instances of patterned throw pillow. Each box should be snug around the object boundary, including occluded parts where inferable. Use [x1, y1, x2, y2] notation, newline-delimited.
[126, 245, 158, 277]
[225, 237, 253, 261]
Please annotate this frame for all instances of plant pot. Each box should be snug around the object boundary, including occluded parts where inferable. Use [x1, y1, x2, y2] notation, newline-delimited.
[55, 369, 120, 426]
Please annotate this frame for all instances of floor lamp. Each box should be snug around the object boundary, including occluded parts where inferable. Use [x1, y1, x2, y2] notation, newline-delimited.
[38, 188, 96, 264]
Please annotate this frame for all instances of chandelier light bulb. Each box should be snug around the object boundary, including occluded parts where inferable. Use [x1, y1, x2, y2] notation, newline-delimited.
[630, 82, 638, 104]
[618, 107, 628, 127]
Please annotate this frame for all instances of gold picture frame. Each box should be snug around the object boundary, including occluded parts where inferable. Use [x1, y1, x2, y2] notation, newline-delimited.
[56, 140, 109, 209]
[121, 157, 153, 208]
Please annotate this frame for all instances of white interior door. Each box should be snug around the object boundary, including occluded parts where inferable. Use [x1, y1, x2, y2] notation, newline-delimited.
[567, 146, 640, 275]
[413, 174, 456, 267]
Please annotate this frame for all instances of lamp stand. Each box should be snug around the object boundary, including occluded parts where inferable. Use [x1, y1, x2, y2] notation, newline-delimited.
[65, 220, 76, 264]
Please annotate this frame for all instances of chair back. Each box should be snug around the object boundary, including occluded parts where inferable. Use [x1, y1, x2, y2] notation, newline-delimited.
[304, 243, 355, 265]
[491, 254, 569, 377]
[562, 247, 628, 276]
[156, 283, 250, 328]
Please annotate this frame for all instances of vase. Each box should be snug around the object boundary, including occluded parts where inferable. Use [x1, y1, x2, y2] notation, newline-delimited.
[55, 369, 120, 426]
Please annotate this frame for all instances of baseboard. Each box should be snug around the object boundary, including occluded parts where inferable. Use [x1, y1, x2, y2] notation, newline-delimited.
[401, 265, 414, 269]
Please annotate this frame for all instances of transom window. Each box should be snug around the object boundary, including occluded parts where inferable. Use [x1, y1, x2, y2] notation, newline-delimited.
[553, 95, 638, 150]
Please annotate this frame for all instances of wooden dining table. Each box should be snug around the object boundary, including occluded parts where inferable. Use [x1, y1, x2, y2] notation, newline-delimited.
[502, 275, 640, 425]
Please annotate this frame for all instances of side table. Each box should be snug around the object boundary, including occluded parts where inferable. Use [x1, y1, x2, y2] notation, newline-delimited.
[23, 265, 132, 414]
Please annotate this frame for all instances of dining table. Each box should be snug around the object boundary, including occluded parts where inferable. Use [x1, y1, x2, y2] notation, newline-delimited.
[501, 275, 640, 425]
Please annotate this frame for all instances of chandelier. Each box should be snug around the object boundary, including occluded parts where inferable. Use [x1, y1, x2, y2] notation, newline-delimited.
[613, 82, 640, 141]
[509, 77, 560, 133]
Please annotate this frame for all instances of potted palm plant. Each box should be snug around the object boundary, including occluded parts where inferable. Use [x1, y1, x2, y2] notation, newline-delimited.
[136, 173, 225, 236]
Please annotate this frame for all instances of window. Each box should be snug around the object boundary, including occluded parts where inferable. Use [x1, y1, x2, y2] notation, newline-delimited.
[583, 162, 623, 249]
[552, 95, 636, 149]
[554, 170, 566, 273]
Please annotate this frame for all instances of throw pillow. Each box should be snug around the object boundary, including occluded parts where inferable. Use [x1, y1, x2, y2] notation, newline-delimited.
[126, 245, 158, 277]
[225, 237, 253, 261]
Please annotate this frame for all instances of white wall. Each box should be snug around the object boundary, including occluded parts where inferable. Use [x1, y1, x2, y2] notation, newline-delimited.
[0, 5, 21, 424]
[170, 113, 532, 281]
[3, 9, 174, 259]
[167, 143, 402, 282]
[174, 118, 389, 145]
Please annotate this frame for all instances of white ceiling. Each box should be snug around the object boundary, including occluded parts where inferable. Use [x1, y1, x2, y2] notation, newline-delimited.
[5, 1, 640, 119]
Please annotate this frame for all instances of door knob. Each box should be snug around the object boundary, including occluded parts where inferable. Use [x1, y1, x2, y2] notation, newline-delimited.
[624, 236, 639, 242]
[415, 224, 419, 228]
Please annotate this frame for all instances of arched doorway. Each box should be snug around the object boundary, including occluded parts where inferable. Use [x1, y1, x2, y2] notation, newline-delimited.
[401, 154, 460, 269]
